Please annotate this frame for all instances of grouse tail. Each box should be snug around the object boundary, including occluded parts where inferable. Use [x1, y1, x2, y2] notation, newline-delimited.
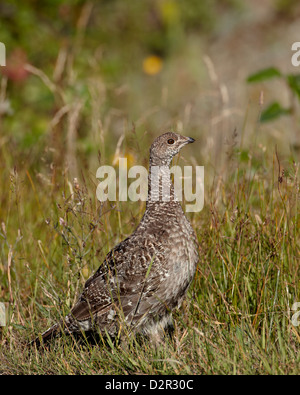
[30, 322, 61, 348]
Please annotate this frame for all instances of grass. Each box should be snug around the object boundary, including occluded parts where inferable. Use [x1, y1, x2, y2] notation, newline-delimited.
[0, 129, 299, 374]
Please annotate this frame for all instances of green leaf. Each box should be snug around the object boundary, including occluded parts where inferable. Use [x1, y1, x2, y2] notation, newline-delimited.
[247, 67, 282, 83]
[287, 74, 300, 100]
[260, 102, 291, 122]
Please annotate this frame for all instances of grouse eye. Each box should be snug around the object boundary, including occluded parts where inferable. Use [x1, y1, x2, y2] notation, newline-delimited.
[167, 138, 175, 145]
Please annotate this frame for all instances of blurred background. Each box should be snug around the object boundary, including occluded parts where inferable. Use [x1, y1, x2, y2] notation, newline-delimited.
[1, 0, 300, 178]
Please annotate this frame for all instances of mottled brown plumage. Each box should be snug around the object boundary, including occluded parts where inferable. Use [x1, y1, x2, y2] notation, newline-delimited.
[34, 132, 199, 345]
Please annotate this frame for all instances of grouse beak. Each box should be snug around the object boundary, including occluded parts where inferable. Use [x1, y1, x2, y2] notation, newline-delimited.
[182, 136, 195, 145]
[178, 135, 196, 148]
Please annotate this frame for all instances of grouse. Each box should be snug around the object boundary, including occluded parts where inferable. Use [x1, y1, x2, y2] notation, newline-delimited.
[34, 132, 199, 345]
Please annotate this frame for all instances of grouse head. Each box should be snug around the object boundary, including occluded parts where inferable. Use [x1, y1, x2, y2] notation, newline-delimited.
[150, 132, 195, 166]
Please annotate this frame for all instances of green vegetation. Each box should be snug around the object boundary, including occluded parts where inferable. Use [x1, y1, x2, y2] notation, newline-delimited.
[247, 66, 300, 123]
[0, 1, 299, 374]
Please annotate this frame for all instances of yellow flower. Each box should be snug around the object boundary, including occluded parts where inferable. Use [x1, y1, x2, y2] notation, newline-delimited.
[123, 152, 136, 168]
[143, 55, 163, 75]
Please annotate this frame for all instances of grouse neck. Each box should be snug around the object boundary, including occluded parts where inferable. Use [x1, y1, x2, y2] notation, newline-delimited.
[146, 155, 178, 208]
